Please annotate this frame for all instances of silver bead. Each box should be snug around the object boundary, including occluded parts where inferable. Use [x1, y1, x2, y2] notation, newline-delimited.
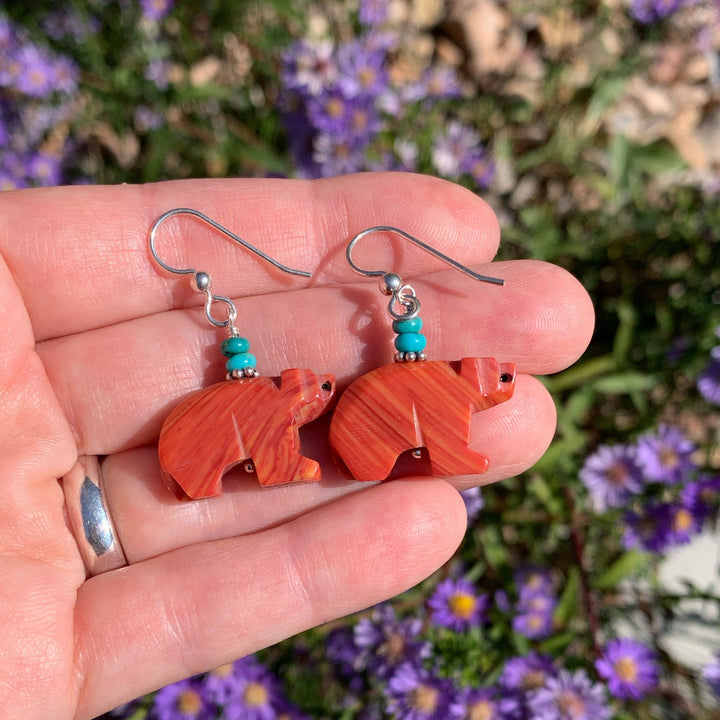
[406, 352, 417, 362]
[193, 271, 211, 292]
[394, 351, 405, 363]
[417, 352, 427, 361]
[379, 272, 403, 296]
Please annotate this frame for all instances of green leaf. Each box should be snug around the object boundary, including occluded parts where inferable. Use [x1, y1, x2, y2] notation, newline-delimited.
[594, 550, 651, 590]
[538, 631, 576, 654]
[591, 372, 659, 394]
[554, 566, 581, 627]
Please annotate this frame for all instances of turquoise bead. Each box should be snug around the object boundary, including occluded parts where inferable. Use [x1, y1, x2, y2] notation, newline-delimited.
[394, 332, 427, 353]
[226, 352, 257, 372]
[392, 317, 423, 334]
[221, 337, 250, 356]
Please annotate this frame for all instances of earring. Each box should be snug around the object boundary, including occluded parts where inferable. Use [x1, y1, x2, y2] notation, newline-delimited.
[328, 226, 516, 482]
[149, 208, 335, 500]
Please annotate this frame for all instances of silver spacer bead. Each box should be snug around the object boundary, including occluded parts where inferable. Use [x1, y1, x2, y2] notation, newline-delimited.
[193, 271, 211, 292]
[405, 352, 417, 362]
[379, 272, 403, 296]
[417, 352, 427, 361]
[243, 367, 258, 378]
[394, 351, 405, 363]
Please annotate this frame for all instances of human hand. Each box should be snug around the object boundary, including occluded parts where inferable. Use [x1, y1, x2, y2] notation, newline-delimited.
[0, 173, 593, 719]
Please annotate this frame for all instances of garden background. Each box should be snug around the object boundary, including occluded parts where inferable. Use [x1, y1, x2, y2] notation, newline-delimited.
[2, 0, 720, 718]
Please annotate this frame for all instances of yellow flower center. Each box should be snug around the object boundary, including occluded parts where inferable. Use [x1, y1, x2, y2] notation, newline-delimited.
[177, 690, 202, 714]
[521, 670, 547, 691]
[449, 592, 477, 619]
[383, 633, 406, 663]
[660, 446, 679, 469]
[326, 97, 345, 118]
[359, 67, 376, 87]
[557, 691, 585, 718]
[353, 109, 368, 131]
[244, 681, 269, 707]
[210, 662, 234, 678]
[410, 684, 439, 714]
[674, 508, 692, 532]
[614, 657, 638, 682]
[469, 699, 494, 720]
[606, 462, 629, 485]
[528, 615, 544, 631]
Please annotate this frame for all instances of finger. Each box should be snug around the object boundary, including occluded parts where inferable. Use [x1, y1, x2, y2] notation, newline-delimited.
[102, 373, 553, 563]
[0, 174, 500, 342]
[73, 479, 467, 718]
[39, 259, 591, 454]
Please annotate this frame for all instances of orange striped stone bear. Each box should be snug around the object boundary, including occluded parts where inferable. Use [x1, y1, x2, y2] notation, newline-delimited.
[158, 368, 335, 499]
[329, 357, 515, 482]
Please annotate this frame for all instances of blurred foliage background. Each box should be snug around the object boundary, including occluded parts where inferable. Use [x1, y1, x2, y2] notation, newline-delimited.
[2, 0, 720, 718]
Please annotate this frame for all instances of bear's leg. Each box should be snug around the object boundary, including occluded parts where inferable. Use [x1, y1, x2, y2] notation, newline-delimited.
[424, 436, 490, 476]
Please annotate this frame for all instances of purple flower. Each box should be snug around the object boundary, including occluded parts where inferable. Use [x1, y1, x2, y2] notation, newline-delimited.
[515, 567, 554, 599]
[461, 149, 496, 191]
[52, 56, 79, 94]
[307, 89, 380, 142]
[500, 653, 557, 693]
[219, 655, 284, 720]
[527, 669, 611, 720]
[512, 609, 555, 640]
[460, 487, 485, 524]
[354, 604, 431, 680]
[431, 121, 482, 179]
[630, 0, 683, 23]
[595, 638, 660, 700]
[359, 0, 389, 26]
[682, 474, 720, 511]
[151, 678, 213, 720]
[665, 500, 704, 545]
[636, 424, 697, 485]
[312, 133, 368, 176]
[25, 151, 62, 186]
[0, 172, 26, 192]
[336, 39, 389, 99]
[579, 444, 644, 513]
[420, 65, 463, 100]
[698, 357, 720, 404]
[141, 0, 174, 22]
[450, 686, 519, 720]
[428, 578, 489, 632]
[622, 503, 672, 553]
[386, 663, 457, 720]
[14, 44, 57, 97]
[326, 626, 364, 686]
[281, 39, 338, 97]
[702, 654, 720, 697]
[144, 59, 172, 90]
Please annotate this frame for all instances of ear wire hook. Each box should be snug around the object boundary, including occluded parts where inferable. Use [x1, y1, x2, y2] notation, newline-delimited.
[346, 225, 504, 321]
[149, 207, 311, 331]
[346, 225, 505, 286]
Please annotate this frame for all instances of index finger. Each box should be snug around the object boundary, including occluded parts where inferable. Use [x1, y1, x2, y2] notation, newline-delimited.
[0, 173, 501, 342]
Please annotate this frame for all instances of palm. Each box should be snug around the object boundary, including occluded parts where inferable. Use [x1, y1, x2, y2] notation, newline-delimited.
[0, 174, 593, 719]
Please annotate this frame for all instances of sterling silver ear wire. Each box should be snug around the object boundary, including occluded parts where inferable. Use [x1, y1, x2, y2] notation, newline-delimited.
[346, 225, 505, 324]
[149, 207, 311, 341]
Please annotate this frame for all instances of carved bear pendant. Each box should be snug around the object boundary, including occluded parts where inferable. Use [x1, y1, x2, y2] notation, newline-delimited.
[329, 358, 515, 482]
[158, 368, 335, 499]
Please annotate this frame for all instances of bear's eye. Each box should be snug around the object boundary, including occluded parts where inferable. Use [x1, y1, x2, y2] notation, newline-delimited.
[500, 373, 513, 383]
[321, 381, 333, 392]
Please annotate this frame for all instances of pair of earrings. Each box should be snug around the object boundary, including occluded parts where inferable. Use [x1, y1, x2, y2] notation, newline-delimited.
[149, 209, 516, 500]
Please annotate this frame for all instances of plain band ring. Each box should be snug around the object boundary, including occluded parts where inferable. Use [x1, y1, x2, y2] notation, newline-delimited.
[62, 456, 128, 576]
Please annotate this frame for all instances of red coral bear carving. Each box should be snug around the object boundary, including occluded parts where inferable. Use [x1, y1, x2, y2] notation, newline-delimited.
[158, 368, 335, 499]
[329, 358, 515, 482]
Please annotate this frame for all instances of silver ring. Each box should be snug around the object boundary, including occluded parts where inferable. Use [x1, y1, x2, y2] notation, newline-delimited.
[62, 456, 127, 577]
